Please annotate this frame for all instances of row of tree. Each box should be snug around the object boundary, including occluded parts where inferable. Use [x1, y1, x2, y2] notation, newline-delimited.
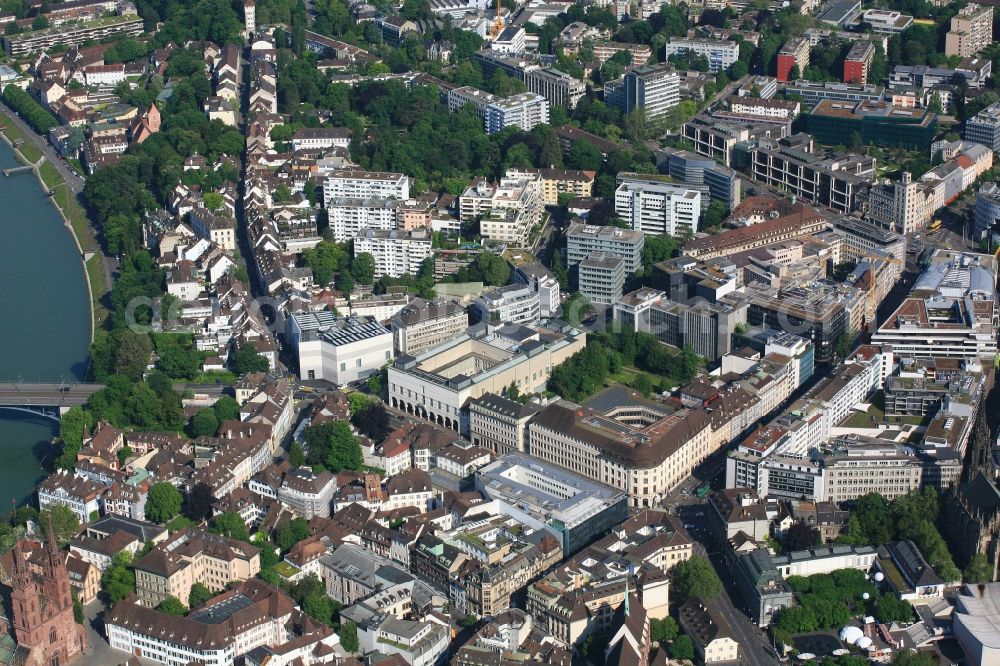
[2, 84, 58, 134]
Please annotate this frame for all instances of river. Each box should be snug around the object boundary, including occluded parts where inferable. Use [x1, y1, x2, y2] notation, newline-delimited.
[0, 140, 91, 507]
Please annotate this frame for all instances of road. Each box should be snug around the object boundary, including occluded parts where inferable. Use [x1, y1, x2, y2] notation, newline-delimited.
[0, 382, 104, 406]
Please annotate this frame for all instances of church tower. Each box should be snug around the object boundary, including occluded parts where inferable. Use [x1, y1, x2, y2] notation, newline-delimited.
[9, 541, 42, 648]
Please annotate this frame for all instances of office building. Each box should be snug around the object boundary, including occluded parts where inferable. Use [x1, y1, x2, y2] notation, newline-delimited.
[353, 227, 432, 278]
[663, 38, 739, 73]
[806, 100, 937, 150]
[133, 529, 260, 607]
[681, 114, 781, 166]
[873, 250, 998, 361]
[388, 327, 585, 434]
[468, 392, 540, 455]
[744, 283, 852, 364]
[524, 67, 586, 108]
[285, 311, 393, 383]
[946, 4, 993, 57]
[890, 60, 993, 92]
[578, 253, 627, 306]
[736, 76, 778, 99]
[747, 136, 875, 214]
[475, 452, 628, 555]
[614, 175, 702, 236]
[391, 298, 469, 356]
[776, 37, 809, 82]
[864, 172, 935, 235]
[783, 80, 885, 108]
[974, 181, 1000, 241]
[953, 583, 1000, 666]
[815, 0, 862, 26]
[965, 101, 1000, 151]
[843, 40, 875, 84]
[604, 63, 680, 118]
[566, 222, 644, 273]
[660, 148, 742, 209]
[683, 203, 828, 259]
[491, 26, 525, 53]
[862, 9, 913, 34]
[832, 216, 907, 262]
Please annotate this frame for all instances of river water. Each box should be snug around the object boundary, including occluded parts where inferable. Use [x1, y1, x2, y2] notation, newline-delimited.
[0, 140, 90, 506]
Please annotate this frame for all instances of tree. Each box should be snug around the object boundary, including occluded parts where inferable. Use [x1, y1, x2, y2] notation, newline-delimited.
[146, 482, 183, 523]
[785, 523, 821, 551]
[928, 91, 942, 114]
[101, 552, 135, 603]
[213, 395, 241, 422]
[157, 596, 188, 616]
[325, 421, 363, 472]
[212, 511, 249, 541]
[232, 343, 269, 374]
[352, 403, 391, 440]
[188, 582, 214, 609]
[339, 620, 359, 652]
[964, 553, 994, 583]
[39, 505, 80, 545]
[184, 482, 214, 522]
[891, 649, 936, 666]
[351, 252, 376, 285]
[650, 617, 678, 644]
[730, 60, 749, 78]
[671, 556, 722, 601]
[190, 408, 220, 437]
[289, 441, 306, 467]
[788, 65, 801, 81]
[566, 140, 602, 171]
[874, 594, 914, 624]
[670, 635, 695, 660]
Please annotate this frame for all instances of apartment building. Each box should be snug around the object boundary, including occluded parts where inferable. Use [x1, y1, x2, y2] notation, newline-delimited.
[476, 283, 541, 324]
[37, 471, 107, 524]
[604, 63, 680, 118]
[776, 37, 810, 82]
[324, 170, 409, 202]
[461, 171, 544, 246]
[133, 529, 261, 607]
[188, 208, 237, 251]
[683, 204, 828, 259]
[946, 4, 992, 57]
[275, 467, 338, 519]
[515, 262, 561, 317]
[4, 14, 144, 56]
[353, 227, 432, 278]
[614, 174, 702, 236]
[387, 327, 585, 434]
[566, 222, 644, 273]
[591, 41, 652, 67]
[663, 38, 739, 73]
[521, 168, 595, 205]
[843, 40, 875, 84]
[286, 312, 392, 383]
[485, 92, 549, 134]
[391, 298, 468, 356]
[579, 253, 627, 306]
[873, 250, 998, 361]
[524, 67, 586, 108]
[727, 96, 800, 121]
[965, 101, 1000, 151]
[679, 598, 740, 664]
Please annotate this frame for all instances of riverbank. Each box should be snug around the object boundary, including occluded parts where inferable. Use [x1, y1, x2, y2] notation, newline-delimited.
[0, 119, 107, 335]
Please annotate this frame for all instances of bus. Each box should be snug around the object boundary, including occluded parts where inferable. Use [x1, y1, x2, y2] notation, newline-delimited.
[929, 219, 943, 232]
[695, 484, 711, 498]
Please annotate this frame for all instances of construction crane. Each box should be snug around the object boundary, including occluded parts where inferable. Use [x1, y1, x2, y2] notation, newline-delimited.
[490, 0, 505, 40]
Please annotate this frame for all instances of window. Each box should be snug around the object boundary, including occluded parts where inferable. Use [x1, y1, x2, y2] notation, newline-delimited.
[356, 358, 362, 367]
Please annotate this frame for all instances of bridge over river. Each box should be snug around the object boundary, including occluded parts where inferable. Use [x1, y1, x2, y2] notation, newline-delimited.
[0, 382, 104, 420]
